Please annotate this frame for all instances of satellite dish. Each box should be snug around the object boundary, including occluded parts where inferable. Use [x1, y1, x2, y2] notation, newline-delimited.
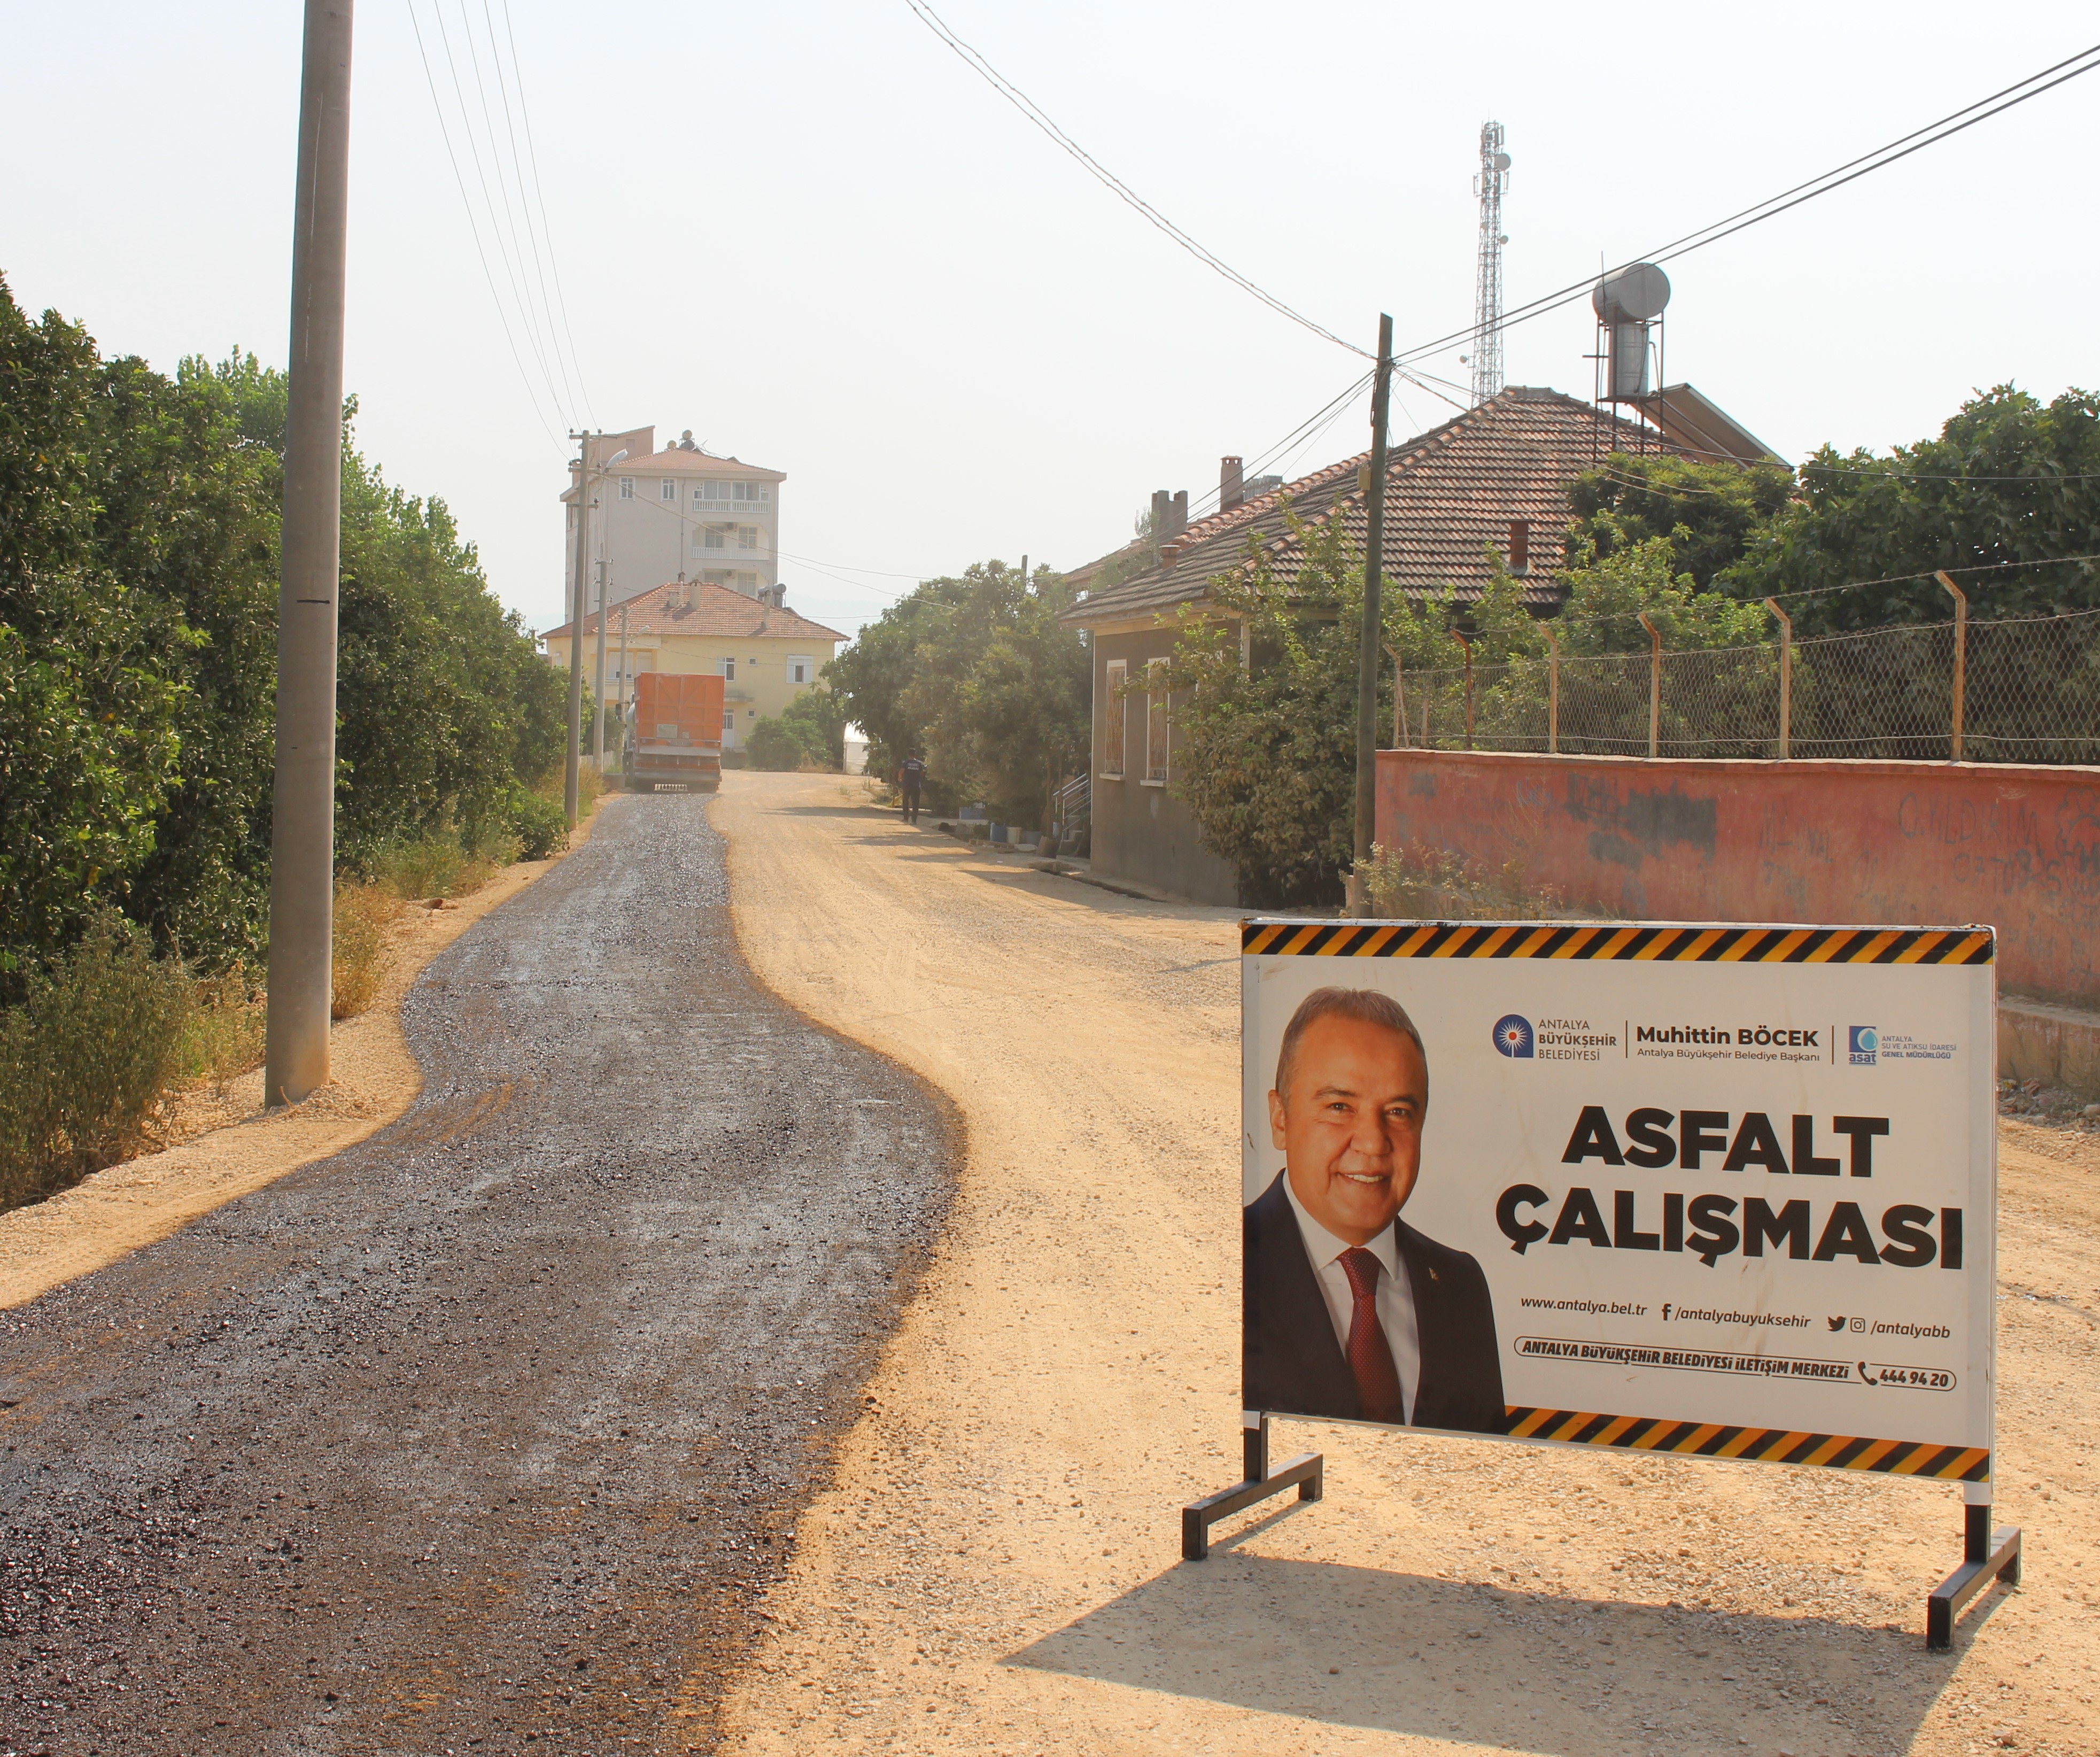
[1592, 262, 1670, 323]
[1491, 151, 1512, 172]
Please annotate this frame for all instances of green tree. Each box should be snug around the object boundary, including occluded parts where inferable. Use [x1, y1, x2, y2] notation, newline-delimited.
[747, 688, 846, 770]
[828, 561, 1089, 823]
[1568, 452, 1793, 589]
[1723, 385, 2100, 631]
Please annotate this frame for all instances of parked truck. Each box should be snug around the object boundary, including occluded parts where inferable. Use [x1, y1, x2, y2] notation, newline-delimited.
[626, 672, 725, 793]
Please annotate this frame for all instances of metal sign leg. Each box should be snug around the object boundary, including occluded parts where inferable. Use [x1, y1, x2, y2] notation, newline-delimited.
[1181, 1413, 1324, 1562]
[1926, 1500, 2020, 1650]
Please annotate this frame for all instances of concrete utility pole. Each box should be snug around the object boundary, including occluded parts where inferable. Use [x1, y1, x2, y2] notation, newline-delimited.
[264, 0, 354, 1108]
[1345, 314, 1394, 916]
[592, 555, 609, 763]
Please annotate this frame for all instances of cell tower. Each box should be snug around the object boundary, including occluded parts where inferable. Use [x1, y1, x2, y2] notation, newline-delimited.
[1471, 121, 1512, 407]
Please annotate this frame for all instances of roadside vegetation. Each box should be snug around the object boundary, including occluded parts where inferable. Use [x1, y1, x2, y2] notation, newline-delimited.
[825, 559, 1088, 824]
[0, 274, 574, 1208]
[746, 686, 849, 771]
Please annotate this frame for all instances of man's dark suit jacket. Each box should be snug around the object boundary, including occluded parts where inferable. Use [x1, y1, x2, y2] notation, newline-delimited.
[1243, 1169, 1505, 1433]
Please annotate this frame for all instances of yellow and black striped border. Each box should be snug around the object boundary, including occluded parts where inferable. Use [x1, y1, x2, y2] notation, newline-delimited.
[1500, 1405, 1988, 1480]
[1242, 920, 1995, 966]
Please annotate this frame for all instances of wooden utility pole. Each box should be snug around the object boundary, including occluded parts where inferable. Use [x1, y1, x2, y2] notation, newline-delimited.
[1345, 314, 1394, 915]
[264, 0, 354, 1108]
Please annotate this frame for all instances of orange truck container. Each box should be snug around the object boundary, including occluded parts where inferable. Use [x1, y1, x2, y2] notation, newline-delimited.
[627, 672, 725, 793]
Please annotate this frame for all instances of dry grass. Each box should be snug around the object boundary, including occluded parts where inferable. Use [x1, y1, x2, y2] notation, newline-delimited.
[1357, 840, 1613, 922]
[331, 884, 402, 1021]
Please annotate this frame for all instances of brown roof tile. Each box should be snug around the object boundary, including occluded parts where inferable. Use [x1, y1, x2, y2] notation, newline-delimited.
[543, 579, 844, 644]
[1061, 386, 1698, 626]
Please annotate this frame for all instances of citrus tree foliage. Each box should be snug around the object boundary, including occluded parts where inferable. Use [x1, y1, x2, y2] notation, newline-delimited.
[1723, 385, 2100, 631]
[825, 561, 1088, 822]
[0, 274, 564, 984]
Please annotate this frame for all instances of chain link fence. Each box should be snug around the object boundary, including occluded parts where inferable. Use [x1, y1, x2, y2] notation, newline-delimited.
[1393, 606, 2100, 763]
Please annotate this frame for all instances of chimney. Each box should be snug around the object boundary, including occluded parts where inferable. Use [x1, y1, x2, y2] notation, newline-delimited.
[1508, 518, 1531, 575]
[1169, 489, 1189, 538]
[1150, 489, 1171, 561]
[1160, 540, 1183, 567]
[1220, 454, 1245, 513]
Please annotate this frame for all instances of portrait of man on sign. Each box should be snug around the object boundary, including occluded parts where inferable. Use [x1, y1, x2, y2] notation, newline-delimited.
[1243, 986, 1505, 1432]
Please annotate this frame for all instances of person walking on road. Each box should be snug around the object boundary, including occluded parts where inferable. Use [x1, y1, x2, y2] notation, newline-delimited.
[898, 755, 927, 824]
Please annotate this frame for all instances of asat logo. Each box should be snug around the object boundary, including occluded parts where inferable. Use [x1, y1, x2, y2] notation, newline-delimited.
[1849, 1025, 1879, 1067]
[1493, 1015, 1535, 1058]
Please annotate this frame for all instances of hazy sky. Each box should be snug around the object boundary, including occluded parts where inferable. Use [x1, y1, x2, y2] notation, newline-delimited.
[5, 3, 2096, 643]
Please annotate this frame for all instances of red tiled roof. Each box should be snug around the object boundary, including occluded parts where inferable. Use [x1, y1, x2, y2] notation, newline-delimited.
[607, 451, 785, 479]
[542, 579, 843, 644]
[1061, 386, 1703, 626]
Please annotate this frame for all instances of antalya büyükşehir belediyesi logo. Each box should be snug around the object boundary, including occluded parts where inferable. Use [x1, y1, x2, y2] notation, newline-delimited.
[1493, 1014, 1535, 1058]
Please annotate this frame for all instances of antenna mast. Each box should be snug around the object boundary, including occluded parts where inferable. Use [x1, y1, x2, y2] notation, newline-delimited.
[1471, 121, 1511, 407]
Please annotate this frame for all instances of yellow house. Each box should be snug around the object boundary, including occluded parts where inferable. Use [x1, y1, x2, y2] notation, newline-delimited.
[541, 579, 844, 753]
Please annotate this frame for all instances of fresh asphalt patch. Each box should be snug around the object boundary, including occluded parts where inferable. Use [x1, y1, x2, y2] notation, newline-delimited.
[0, 793, 956, 1752]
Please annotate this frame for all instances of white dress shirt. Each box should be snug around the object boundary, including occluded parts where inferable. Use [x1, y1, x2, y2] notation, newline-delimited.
[1284, 1175, 1421, 1423]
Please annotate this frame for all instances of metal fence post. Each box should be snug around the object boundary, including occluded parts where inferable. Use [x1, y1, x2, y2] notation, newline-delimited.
[1385, 645, 1406, 748]
[1454, 629, 1476, 750]
[1638, 612, 1661, 758]
[1544, 630, 1560, 755]
[1763, 597, 1792, 760]
[1935, 570, 1967, 761]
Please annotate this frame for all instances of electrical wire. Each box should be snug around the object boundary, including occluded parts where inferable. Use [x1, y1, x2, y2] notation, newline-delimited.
[407, 1, 563, 442]
[901, 0, 1370, 359]
[498, 0, 595, 429]
[429, 0, 577, 431]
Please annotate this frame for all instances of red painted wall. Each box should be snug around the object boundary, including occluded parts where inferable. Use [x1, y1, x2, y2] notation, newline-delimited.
[1375, 750, 2100, 1007]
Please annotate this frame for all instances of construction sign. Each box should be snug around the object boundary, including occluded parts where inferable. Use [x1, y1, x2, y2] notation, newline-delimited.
[1240, 920, 1996, 1481]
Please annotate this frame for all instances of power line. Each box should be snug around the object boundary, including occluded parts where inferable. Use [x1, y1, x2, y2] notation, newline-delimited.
[901, 0, 1371, 360]
[497, 0, 595, 429]
[472, 0, 590, 429]
[1395, 40, 2100, 373]
[428, 0, 577, 431]
[406, 0, 562, 442]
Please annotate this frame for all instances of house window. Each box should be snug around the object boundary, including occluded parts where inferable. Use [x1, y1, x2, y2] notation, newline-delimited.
[787, 654, 811, 685]
[1101, 660, 1126, 779]
[721, 657, 737, 680]
[703, 525, 726, 549]
[660, 478, 676, 500]
[1145, 659, 1169, 784]
[737, 525, 759, 550]
[736, 572, 758, 593]
[723, 711, 735, 732]
[732, 482, 751, 501]
[618, 477, 634, 499]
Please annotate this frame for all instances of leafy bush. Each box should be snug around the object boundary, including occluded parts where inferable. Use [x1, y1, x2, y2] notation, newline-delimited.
[330, 884, 399, 1020]
[0, 912, 195, 1209]
[747, 689, 844, 771]
[510, 787, 569, 860]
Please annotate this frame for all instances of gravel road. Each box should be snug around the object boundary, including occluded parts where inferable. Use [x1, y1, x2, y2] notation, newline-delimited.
[0, 793, 954, 1754]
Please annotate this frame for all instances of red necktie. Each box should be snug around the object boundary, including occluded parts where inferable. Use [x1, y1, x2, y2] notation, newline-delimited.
[1338, 1247, 1406, 1425]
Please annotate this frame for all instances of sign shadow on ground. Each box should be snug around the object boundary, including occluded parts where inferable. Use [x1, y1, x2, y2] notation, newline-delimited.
[1007, 1544, 1995, 1754]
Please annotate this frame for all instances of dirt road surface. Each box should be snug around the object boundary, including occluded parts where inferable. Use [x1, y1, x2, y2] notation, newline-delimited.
[0, 795, 952, 1752]
[709, 771, 2100, 1757]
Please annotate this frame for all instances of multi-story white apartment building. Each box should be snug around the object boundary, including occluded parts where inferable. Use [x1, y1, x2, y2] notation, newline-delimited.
[562, 426, 785, 610]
